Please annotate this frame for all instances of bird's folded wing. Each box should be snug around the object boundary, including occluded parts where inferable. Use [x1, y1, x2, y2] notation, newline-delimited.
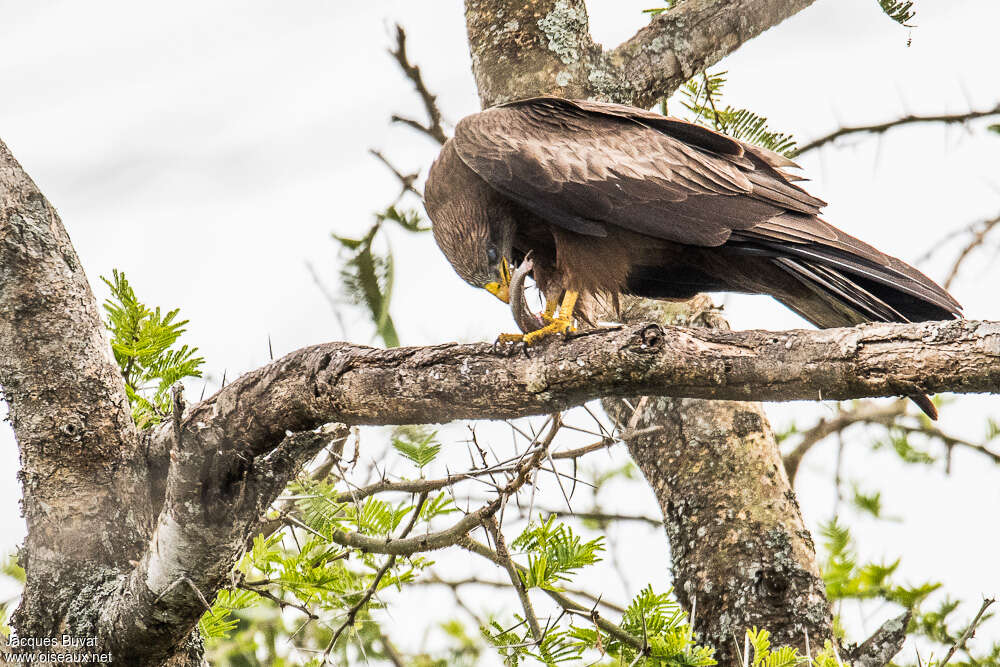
[453, 97, 825, 246]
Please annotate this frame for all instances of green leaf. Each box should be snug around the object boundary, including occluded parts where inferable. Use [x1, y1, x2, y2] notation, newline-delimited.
[198, 588, 260, 639]
[100, 270, 204, 429]
[678, 70, 798, 157]
[378, 205, 429, 233]
[336, 223, 401, 348]
[511, 516, 604, 590]
[877, 0, 915, 27]
[392, 428, 442, 471]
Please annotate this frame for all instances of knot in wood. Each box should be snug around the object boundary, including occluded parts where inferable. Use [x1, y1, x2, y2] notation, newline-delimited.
[758, 568, 790, 603]
[638, 324, 665, 351]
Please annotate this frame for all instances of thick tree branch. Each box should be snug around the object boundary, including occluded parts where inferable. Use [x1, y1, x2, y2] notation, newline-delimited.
[147, 319, 1000, 461]
[465, 0, 818, 109]
[102, 423, 348, 666]
[609, 0, 819, 108]
[0, 138, 153, 645]
[793, 102, 1000, 157]
[844, 610, 911, 667]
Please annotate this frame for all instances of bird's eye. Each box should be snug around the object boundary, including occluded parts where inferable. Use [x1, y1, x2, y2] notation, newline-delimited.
[486, 245, 499, 263]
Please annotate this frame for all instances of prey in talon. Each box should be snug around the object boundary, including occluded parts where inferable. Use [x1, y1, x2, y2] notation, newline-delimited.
[496, 253, 569, 348]
[424, 97, 961, 418]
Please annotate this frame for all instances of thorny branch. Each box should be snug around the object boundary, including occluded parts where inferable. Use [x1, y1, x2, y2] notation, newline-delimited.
[486, 515, 543, 642]
[782, 398, 1000, 485]
[939, 598, 996, 666]
[458, 535, 646, 652]
[792, 102, 1000, 157]
[323, 492, 429, 661]
[369, 148, 422, 201]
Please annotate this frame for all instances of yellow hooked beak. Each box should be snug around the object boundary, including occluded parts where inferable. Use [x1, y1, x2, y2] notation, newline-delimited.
[484, 257, 511, 304]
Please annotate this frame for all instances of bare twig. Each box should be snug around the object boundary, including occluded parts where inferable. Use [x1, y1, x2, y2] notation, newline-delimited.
[389, 25, 447, 145]
[942, 213, 1000, 289]
[324, 492, 429, 660]
[939, 598, 996, 666]
[237, 581, 318, 621]
[792, 103, 1000, 157]
[369, 148, 422, 201]
[418, 573, 628, 614]
[784, 400, 908, 484]
[485, 515, 543, 641]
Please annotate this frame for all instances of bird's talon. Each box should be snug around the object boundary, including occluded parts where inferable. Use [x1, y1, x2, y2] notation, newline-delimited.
[521, 318, 574, 345]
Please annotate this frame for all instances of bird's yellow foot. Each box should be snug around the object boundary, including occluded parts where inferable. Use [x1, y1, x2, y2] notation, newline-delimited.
[495, 290, 578, 346]
[521, 316, 575, 345]
[539, 300, 558, 325]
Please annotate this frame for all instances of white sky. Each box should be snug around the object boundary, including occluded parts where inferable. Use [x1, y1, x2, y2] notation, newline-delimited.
[1, 0, 998, 662]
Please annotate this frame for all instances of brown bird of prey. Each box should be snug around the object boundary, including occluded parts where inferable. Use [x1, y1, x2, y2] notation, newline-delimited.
[424, 97, 961, 418]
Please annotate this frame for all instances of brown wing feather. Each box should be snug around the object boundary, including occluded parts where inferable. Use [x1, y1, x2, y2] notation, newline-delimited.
[454, 97, 824, 247]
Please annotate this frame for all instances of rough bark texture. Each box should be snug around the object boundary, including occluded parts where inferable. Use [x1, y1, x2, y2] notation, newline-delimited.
[0, 139, 349, 665]
[618, 397, 830, 658]
[465, 0, 817, 109]
[129, 318, 999, 452]
[0, 139, 159, 658]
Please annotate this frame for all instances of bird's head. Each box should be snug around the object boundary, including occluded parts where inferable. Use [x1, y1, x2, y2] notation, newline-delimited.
[428, 205, 516, 304]
[425, 141, 517, 303]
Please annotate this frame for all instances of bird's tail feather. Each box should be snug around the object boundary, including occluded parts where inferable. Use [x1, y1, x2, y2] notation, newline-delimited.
[770, 256, 947, 420]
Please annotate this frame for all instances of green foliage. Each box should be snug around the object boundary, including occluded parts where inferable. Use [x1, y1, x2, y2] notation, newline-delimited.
[877, 0, 915, 27]
[849, 484, 900, 521]
[989, 123, 1000, 135]
[0, 554, 25, 639]
[101, 270, 204, 429]
[0, 554, 24, 584]
[820, 519, 940, 609]
[643, 0, 684, 15]
[199, 588, 260, 639]
[392, 427, 443, 472]
[206, 481, 439, 662]
[334, 206, 427, 348]
[511, 516, 605, 590]
[483, 585, 716, 667]
[872, 430, 936, 465]
[571, 586, 716, 666]
[679, 71, 798, 157]
[744, 628, 841, 667]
